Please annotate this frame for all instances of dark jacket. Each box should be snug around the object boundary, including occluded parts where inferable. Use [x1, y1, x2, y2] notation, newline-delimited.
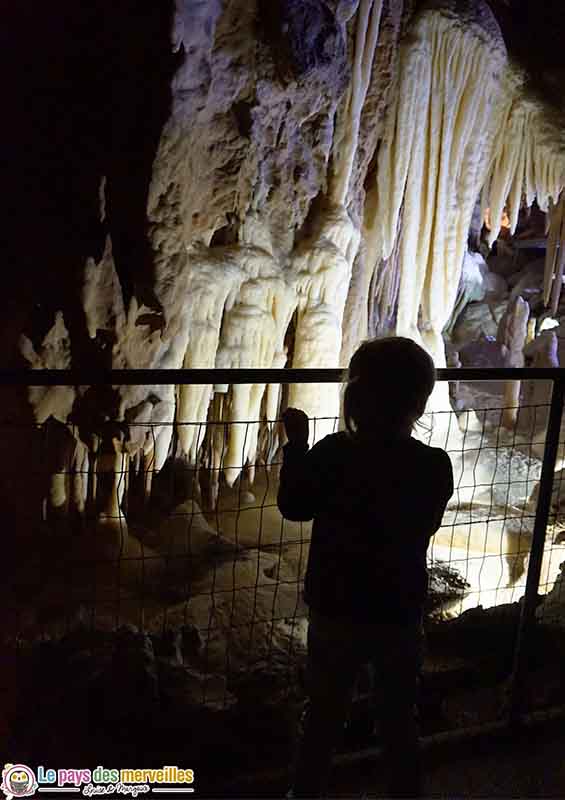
[277, 431, 454, 623]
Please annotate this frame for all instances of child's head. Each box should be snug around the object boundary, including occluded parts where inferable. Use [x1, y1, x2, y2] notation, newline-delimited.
[344, 337, 435, 436]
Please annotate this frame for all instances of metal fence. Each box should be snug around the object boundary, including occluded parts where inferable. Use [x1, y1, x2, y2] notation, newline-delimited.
[4, 367, 565, 779]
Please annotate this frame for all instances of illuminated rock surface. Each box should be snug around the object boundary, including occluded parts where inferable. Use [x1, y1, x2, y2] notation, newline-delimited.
[6, 0, 565, 661]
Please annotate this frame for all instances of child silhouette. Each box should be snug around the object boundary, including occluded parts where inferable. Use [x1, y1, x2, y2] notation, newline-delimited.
[278, 337, 454, 798]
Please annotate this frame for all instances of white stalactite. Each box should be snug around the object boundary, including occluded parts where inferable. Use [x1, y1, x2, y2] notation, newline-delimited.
[289, 205, 360, 442]
[214, 225, 297, 485]
[21, 1, 565, 508]
[216, 262, 296, 485]
[367, 6, 565, 385]
[484, 92, 565, 246]
[391, 12, 507, 367]
[176, 247, 245, 461]
[332, 0, 384, 206]
[364, 8, 508, 444]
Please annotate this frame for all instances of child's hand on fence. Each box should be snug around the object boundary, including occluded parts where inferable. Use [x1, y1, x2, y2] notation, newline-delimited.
[282, 408, 309, 446]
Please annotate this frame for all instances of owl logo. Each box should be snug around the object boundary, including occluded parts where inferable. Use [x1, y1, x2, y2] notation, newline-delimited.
[1, 764, 37, 800]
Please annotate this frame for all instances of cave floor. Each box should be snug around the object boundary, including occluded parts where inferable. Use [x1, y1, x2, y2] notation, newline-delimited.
[217, 721, 565, 798]
[333, 729, 565, 799]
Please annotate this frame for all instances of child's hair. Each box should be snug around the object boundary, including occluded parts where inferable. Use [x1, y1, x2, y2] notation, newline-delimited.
[343, 337, 436, 435]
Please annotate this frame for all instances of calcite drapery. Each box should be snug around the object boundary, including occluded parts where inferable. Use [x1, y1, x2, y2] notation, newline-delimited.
[16, 0, 565, 486]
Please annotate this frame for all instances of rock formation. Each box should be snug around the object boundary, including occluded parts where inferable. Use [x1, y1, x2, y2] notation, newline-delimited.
[6, 0, 565, 654]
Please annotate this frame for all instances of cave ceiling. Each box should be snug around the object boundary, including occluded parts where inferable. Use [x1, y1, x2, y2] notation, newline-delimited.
[489, 0, 565, 114]
[5, 0, 565, 372]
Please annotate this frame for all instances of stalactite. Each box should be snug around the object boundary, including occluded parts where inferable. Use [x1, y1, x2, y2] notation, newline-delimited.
[420, 17, 504, 365]
[483, 83, 525, 246]
[289, 204, 360, 443]
[368, 208, 403, 337]
[337, 0, 406, 364]
[19, 0, 565, 518]
[364, 5, 565, 384]
[484, 94, 565, 246]
[367, 10, 500, 364]
[176, 247, 245, 462]
[215, 233, 296, 486]
[332, 0, 385, 206]
[361, 6, 508, 445]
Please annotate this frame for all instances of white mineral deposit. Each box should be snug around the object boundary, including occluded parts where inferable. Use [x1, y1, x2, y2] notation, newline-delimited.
[10, 0, 565, 660]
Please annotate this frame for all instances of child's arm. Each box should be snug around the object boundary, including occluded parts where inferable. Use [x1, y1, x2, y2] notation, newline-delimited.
[277, 408, 333, 521]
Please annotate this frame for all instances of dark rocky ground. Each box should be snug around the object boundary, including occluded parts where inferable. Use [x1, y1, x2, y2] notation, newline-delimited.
[5, 599, 565, 797]
[322, 723, 565, 799]
[223, 720, 565, 798]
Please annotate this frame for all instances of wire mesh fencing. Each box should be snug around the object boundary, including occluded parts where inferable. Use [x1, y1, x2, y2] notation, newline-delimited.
[534, 419, 565, 625]
[10, 412, 344, 711]
[5, 370, 565, 756]
[426, 400, 551, 616]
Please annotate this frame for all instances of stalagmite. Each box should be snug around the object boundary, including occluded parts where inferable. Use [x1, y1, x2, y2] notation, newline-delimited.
[543, 194, 565, 314]
[20, 312, 75, 425]
[49, 471, 67, 512]
[70, 441, 89, 515]
[522, 331, 559, 440]
[497, 296, 529, 431]
[97, 444, 129, 521]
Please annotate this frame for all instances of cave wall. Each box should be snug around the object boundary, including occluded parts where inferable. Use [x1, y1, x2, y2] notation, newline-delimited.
[8, 0, 411, 490]
[5, 0, 565, 511]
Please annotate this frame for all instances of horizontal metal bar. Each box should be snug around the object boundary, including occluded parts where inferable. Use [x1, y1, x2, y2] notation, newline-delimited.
[0, 368, 345, 385]
[0, 367, 563, 386]
[440, 368, 563, 382]
[512, 238, 548, 250]
[213, 704, 565, 793]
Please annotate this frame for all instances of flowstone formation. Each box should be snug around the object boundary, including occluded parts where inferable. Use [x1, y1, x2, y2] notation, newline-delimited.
[16, 0, 565, 478]
[7, 0, 565, 672]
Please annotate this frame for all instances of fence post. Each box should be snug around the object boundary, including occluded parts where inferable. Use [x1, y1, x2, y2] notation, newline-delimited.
[509, 377, 565, 724]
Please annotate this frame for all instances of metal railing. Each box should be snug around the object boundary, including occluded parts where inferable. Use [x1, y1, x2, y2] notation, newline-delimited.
[3, 367, 565, 778]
